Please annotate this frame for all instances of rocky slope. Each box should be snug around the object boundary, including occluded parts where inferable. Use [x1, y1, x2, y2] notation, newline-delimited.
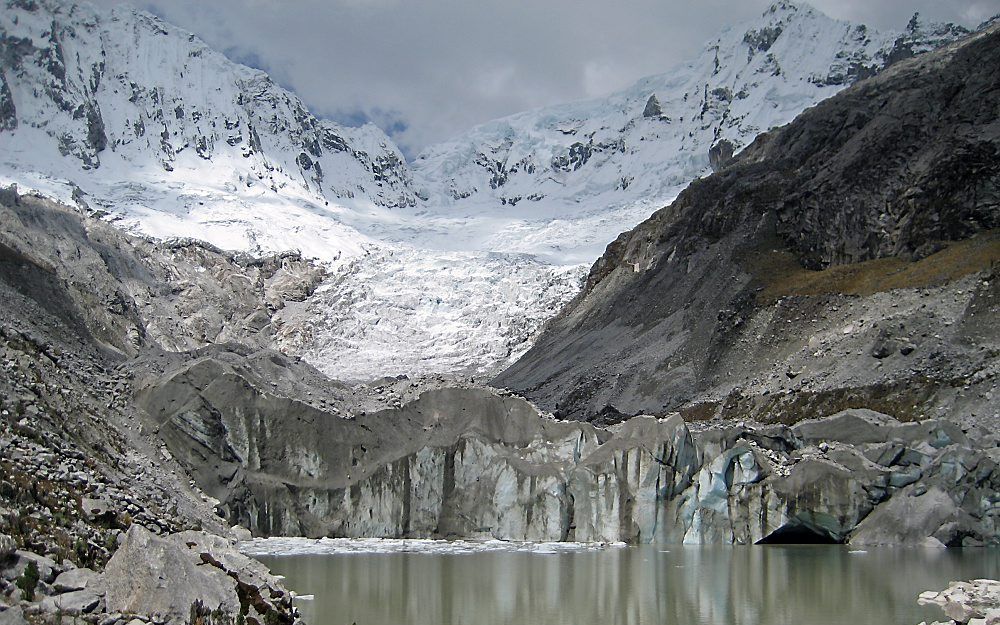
[0, 187, 307, 623]
[494, 22, 1000, 429]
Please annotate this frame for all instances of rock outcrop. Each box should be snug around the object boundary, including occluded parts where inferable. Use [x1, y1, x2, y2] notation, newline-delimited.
[104, 525, 293, 625]
[918, 579, 1000, 625]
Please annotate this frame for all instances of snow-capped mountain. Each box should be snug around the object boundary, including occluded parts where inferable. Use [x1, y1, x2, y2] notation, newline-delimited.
[0, 0, 972, 381]
[410, 2, 969, 216]
[0, 0, 413, 260]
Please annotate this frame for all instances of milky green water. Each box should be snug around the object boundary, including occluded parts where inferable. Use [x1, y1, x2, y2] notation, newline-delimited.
[257, 545, 999, 625]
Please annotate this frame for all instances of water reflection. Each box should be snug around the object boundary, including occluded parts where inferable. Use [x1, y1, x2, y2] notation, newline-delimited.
[258, 546, 1000, 625]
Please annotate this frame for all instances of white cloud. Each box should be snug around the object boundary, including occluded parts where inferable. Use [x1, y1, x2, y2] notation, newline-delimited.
[88, 0, 1000, 157]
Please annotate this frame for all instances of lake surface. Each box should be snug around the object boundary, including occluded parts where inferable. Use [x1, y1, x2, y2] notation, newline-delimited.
[251, 540, 1000, 625]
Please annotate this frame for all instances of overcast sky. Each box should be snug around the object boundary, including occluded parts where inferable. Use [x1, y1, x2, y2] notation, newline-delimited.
[88, 0, 999, 158]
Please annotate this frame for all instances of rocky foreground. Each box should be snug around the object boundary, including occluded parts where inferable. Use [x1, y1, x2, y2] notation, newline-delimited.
[0, 525, 296, 625]
[919, 579, 1000, 625]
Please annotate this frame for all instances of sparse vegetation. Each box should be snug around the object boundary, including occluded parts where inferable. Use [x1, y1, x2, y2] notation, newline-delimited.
[751, 230, 999, 302]
[681, 374, 962, 425]
[16, 559, 39, 601]
[0, 454, 122, 569]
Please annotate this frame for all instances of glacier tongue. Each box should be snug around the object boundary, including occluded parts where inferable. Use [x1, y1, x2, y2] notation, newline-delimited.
[273, 247, 585, 382]
[0, 0, 970, 381]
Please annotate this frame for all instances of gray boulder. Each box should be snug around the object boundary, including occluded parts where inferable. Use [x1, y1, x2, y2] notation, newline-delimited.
[40, 589, 103, 615]
[104, 525, 293, 624]
[792, 409, 901, 445]
[81, 498, 113, 521]
[1, 551, 58, 584]
[849, 486, 959, 546]
[53, 567, 103, 593]
[229, 525, 253, 542]
[0, 607, 28, 625]
[104, 525, 239, 620]
[0, 535, 15, 560]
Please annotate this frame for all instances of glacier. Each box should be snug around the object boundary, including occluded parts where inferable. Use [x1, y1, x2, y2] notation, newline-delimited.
[0, 0, 969, 380]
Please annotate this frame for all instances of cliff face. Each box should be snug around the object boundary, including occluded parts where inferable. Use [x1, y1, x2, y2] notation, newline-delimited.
[133, 348, 1000, 547]
[493, 24, 1000, 426]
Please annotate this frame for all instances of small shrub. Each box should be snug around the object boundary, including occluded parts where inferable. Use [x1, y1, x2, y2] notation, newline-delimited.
[16, 559, 39, 601]
[190, 599, 209, 625]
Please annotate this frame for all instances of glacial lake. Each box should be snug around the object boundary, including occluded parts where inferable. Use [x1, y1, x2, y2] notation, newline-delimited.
[249, 540, 1000, 625]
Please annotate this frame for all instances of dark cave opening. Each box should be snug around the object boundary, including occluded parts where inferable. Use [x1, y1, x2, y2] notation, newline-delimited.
[756, 524, 841, 545]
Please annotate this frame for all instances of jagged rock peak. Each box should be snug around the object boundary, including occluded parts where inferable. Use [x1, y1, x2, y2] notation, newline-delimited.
[765, 0, 807, 14]
[979, 13, 1000, 30]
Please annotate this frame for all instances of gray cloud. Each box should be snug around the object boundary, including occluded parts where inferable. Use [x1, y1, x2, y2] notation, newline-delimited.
[88, 0, 999, 157]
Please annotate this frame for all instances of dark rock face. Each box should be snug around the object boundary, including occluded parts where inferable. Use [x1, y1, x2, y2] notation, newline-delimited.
[744, 36, 999, 269]
[708, 139, 735, 172]
[743, 24, 782, 57]
[642, 94, 663, 118]
[494, 26, 1000, 425]
[104, 526, 293, 624]
[0, 72, 15, 131]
